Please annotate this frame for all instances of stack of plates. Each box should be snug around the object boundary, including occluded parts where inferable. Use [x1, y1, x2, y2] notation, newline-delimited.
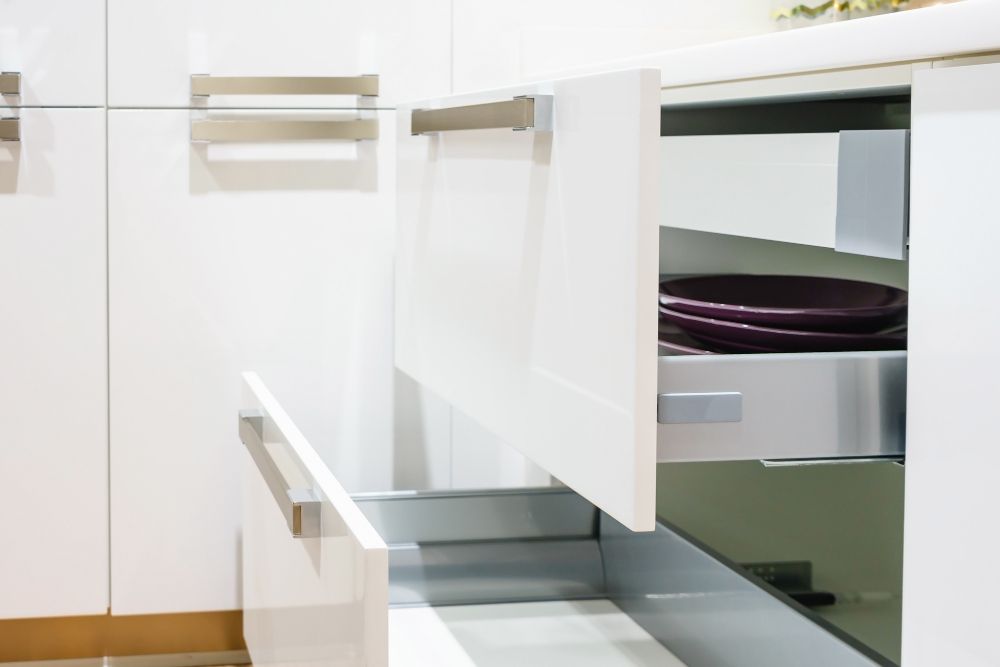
[658, 275, 907, 355]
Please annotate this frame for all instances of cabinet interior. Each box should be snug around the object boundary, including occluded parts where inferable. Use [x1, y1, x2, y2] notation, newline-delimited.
[655, 92, 910, 665]
[660, 94, 910, 136]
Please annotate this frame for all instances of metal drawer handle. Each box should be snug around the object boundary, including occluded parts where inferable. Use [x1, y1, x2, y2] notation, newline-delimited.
[239, 409, 321, 538]
[191, 74, 378, 97]
[0, 72, 20, 96]
[191, 118, 378, 143]
[0, 118, 19, 142]
[411, 95, 553, 135]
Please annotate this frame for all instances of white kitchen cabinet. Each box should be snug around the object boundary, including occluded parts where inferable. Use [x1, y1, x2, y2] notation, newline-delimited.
[108, 108, 395, 614]
[107, 0, 451, 109]
[0, 108, 108, 618]
[452, 0, 774, 93]
[0, 0, 106, 108]
[902, 61, 1000, 667]
[396, 69, 662, 531]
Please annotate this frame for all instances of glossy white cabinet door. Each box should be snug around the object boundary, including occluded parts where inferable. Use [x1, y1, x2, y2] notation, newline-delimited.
[242, 373, 388, 667]
[109, 109, 395, 614]
[396, 69, 661, 531]
[902, 62, 1000, 667]
[0, 109, 108, 618]
[107, 0, 450, 109]
[0, 0, 105, 108]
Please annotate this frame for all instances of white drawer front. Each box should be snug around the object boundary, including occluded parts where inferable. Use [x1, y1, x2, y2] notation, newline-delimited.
[108, 0, 450, 108]
[396, 69, 661, 531]
[241, 373, 388, 667]
[0, 108, 108, 617]
[0, 0, 105, 108]
[661, 131, 909, 260]
[109, 109, 395, 613]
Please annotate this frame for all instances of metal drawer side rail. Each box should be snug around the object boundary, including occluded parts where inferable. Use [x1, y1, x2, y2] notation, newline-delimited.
[239, 408, 320, 538]
[601, 514, 895, 667]
[411, 95, 553, 135]
[656, 350, 907, 463]
[191, 74, 379, 97]
[355, 488, 603, 607]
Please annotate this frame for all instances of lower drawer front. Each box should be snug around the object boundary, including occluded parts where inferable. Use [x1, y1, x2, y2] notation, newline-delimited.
[657, 351, 906, 462]
[241, 373, 388, 667]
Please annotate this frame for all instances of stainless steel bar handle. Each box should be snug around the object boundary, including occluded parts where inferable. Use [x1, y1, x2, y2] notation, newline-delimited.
[411, 95, 553, 135]
[191, 118, 378, 143]
[0, 118, 19, 142]
[239, 409, 321, 538]
[191, 75, 378, 97]
[0, 72, 20, 96]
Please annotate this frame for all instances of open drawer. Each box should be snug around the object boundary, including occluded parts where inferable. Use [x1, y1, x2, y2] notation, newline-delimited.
[239, 373, 892, 666]
[395, 70, 909, 532]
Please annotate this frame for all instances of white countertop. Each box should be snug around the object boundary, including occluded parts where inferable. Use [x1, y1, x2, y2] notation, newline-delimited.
[388, 600, 687, 667]
[546, 0, 1000, 89]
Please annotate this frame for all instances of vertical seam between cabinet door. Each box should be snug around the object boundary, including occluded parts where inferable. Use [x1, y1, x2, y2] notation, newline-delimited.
[449, 0, 455, 95]
[104, 0, 112, 611]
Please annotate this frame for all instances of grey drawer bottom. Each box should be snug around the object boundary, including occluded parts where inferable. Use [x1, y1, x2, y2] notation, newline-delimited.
[657, 351, 906, 462]
[356, 488, 892, 667]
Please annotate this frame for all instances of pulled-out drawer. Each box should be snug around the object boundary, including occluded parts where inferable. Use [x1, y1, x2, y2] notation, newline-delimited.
[661, 131, 910, 260]
[239, 372, 891, 666]
[658, 351, 906, 462]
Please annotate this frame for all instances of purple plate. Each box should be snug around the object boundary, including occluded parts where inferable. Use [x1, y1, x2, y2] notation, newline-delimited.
[660, 275, 907, 332]
[658, 332, 718, 356]
[659, 306, 907, 353]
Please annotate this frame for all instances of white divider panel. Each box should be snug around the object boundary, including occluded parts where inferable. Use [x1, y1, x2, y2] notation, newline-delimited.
[395, 69, 660, 531]
[242, 373, 388, 667]
[661, 133, 840, 247]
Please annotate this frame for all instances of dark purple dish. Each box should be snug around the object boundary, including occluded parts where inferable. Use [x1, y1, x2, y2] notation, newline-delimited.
[660, 275, 907, 332]
[658, 332, 718, 356]
[659, 306, 907, 353]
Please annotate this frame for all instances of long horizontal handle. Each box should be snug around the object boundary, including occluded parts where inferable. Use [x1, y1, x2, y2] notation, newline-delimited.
[0, 72, 20, 95]
[0, 118, 19, 142]
[411, 95, 553, 135]
[239, 409, 321, 538]
[191, 118, 378, 142]
[191, 75, 378, 97]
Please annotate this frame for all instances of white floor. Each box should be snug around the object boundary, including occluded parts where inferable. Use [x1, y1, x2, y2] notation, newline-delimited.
[389, 600, 687, 666]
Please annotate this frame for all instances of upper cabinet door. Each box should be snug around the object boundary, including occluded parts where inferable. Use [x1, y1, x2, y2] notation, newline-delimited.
[107, 0, 451, 108]
[395, 69, 661, 531]
[0, 108, 108, 618]
[0, 0, 106, 107]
